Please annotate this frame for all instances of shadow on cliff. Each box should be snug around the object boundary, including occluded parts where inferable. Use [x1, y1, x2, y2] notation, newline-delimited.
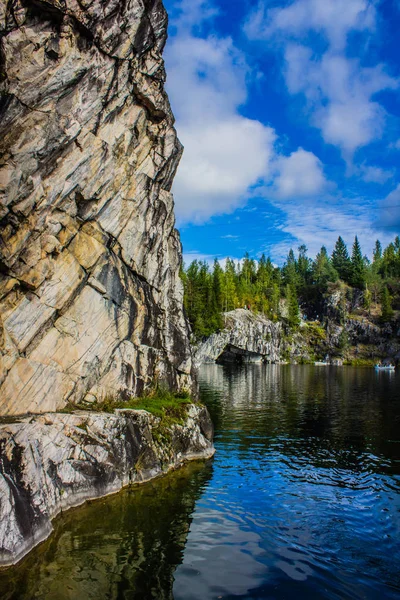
[0, 459, 214, 600]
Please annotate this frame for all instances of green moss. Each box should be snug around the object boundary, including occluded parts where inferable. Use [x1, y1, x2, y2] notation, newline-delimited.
[343, 358, 376, 367]
[304, 322, 327, 341]
[61, 387, 194, 427]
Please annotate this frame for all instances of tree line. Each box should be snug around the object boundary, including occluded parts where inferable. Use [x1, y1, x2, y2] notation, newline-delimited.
[181, 235, 400, 338]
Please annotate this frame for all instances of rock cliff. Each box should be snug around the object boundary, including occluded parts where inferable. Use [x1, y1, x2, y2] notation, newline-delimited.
[194, 309, 283, 365]
[0, 404, 214, 566]
[0, 0, 193, 415]
[195, 308, 400, 366]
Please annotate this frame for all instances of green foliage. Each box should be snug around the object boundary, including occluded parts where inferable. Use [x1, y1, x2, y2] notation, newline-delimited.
[181, 233, 400, 338]
[343, 358, 376, 367]
[337, 329, 349, 351]
[350, 236, 366, 288]
[312, 246, 338, 290]
[62, 388, 193, 426]
[380, 287, 394, 323]
[286, 283, 301, 329]
[331, 236, 352, 283]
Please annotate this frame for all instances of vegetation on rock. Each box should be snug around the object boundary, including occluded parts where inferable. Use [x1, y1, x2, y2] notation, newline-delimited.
[62, 387, 193, 427]
[182, 235, 400, 339]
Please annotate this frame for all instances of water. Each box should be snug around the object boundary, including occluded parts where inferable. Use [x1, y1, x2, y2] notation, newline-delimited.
[1, 365, 399, 599]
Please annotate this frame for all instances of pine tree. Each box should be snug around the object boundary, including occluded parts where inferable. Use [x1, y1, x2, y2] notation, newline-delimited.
[350, 236, 366, 288]
[331, 236, 351, 283]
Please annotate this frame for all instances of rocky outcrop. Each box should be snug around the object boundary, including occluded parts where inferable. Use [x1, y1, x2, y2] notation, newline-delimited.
[0, 0, 193, 415]
[195, 308, 400, 366]
[0, 404, 214, 567]
[194, 309, 283, 365]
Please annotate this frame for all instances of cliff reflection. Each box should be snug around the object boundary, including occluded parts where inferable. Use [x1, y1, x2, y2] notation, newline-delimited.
[200, 364, 400, 469]
[0, 460, 213, 600]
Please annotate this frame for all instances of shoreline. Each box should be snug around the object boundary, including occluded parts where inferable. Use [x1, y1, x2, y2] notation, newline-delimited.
[0, 405, 215, 568]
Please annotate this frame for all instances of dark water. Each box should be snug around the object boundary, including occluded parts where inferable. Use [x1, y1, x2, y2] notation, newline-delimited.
[1, 365, 400, 599]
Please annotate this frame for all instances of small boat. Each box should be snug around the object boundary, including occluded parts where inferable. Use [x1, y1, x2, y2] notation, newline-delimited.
[314, 361, 329, 366]
[374, 364, 395, 371]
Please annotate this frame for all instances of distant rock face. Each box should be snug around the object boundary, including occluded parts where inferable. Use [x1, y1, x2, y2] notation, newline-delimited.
[0, 0, 194, 414]
[195, 307, 400, 367]
[194, 309, 283, 366]
[0, 404, 215, 566]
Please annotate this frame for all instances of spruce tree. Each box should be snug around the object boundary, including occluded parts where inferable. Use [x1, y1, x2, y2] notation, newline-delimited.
[331, 236, 351, 283]
[350, 236, 366, 288]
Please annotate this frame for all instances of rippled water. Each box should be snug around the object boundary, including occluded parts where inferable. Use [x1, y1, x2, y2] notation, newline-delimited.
[1, 365, 399, 599]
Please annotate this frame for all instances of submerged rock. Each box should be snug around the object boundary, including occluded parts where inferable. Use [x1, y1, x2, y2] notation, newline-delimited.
[0, 404, 214, 567]
[0, 0, 193, 414]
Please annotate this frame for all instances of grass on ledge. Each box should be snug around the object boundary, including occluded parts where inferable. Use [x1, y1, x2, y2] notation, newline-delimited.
[61, 388, 194, 426]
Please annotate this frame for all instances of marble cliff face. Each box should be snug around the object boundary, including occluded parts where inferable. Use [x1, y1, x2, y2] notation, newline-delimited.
[0, 0, 194, 414]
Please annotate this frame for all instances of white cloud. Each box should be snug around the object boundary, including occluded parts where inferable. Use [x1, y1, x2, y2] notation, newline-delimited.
[360, 165, 394, 184]
[182, 252, 241, 269]
[182, 251, 218, 266]
[273, 148, 327, 198]
[245, 0, 376, 50]
[284, 48, 397, 154]
[245, 0, 398, 157]
[165, 3, 277, 223]
[269, 200, 393, 262]
[169, 0, 219, 31]
[172, 117, 276, 221]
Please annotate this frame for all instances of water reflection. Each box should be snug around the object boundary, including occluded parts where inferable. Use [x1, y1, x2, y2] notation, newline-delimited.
[174, 365, 400, 600]
[1, 365, 400, 600]
[0, 461, 213, 600]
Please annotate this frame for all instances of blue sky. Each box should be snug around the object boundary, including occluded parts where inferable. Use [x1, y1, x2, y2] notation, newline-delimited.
[163, 0, 400, 265]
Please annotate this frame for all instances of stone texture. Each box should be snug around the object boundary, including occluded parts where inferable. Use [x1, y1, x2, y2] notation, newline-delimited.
[0, 404, 215, 567]
[0, 0, 194, 414]
[194, 309, 284, 366]
[195, 305, 400, 366]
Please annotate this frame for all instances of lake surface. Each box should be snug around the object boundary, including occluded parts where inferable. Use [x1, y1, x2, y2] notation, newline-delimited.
[1, 364, 400, 599]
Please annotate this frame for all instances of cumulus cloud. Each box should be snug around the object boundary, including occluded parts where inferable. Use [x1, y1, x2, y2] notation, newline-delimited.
[165, 2, 277, 223]
[245, 0, 398, 157]
[244, 0, 375, 50]
[273, 148, 328, 198]
[360, 165, 394, 184]
[269, 201, 393, 262]
[284, 47, 397, 154]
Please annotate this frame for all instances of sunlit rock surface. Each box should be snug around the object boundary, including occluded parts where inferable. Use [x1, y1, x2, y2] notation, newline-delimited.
[0, 0, 194, 414]
[194, 309, 283, 366]
[195, 306, 400, 366]
[0, 404, 214, 566]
